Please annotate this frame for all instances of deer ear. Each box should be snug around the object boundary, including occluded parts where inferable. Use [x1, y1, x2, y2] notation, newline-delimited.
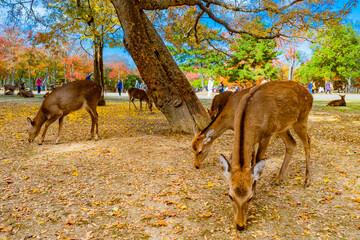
[251, 160, 266, 181]
[220, 154, 231, 179]
[26, 117, 33, 126]
[193, 124, 200, 136]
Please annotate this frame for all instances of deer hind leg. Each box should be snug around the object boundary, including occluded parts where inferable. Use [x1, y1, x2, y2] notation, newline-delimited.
[274, 130, 296, 185]
[40, 114, 62, 145]
[55, 116, 65, 144]
[293, 122, 311, 187]
[86, 106, 99, 140]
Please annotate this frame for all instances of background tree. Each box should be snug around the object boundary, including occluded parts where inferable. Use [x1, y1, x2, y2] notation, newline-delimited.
[296, 24, 360, 90]
[39, 0, 122, 104]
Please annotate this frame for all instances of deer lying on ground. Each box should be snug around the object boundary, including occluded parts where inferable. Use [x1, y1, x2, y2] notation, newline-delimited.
[192, 88, 250, 168]
[4, 84, 17, 92]
[4, 90, 14, 95]
[128, 87, 153, 112]
[208, 91, 234, 120]
[327, 94, 346, 106]
[18, 89, 34, 98]
[219, 81, 313, 231]
[26, 80, 102, 145]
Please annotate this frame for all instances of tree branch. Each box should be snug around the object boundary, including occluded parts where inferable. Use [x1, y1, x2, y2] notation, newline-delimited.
[138, 0, 200, 10]
[197, 2, 283, 39]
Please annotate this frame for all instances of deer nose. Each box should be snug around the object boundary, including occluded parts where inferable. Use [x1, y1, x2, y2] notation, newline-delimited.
[28, 139, 33, 143]
[236, 224, 245, 231]
[195, 165, 200, 169]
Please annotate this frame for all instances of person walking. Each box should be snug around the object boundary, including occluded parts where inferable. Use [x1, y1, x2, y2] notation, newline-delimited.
[36, 78, 42, 94]
[308, 81, 314, 94]
[219, 82, 225, 93]
[116, 79, 123, 96]
[325, 82, 331, 94]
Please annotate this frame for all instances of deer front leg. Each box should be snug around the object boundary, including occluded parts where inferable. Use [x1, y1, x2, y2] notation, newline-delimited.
[140, 100, 143, 110]
[86, 107, 99, 140]
[39, 115, 61, 145]
[55, 116, 65, 144]
[131, 99, 138, 110]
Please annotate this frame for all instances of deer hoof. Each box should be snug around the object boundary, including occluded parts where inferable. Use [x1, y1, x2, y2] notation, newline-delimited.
[271, 179, 281, 186]
[304, 179, 311, 187]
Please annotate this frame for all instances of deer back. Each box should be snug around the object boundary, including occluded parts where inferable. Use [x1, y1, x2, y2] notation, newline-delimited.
[40, 80, 101, 116]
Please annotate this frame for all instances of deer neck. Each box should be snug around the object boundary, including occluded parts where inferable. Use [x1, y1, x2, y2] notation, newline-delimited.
[33, 109, 47, 127]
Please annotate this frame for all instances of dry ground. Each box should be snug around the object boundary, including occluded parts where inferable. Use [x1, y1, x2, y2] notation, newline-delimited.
[0, 95, 359, 239]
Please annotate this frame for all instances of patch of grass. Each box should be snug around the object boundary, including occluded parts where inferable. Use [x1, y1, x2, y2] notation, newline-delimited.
[313, 99, 360, 113]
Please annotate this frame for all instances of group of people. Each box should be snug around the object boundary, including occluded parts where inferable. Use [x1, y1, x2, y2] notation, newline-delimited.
[308, 81, 336, 94]
[115, 79, 147, 96]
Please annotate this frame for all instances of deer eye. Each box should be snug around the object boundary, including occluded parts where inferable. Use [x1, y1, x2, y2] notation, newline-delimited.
[198, 150, 202, 155]
[247, 196, 253, 202]
[228, 194, 234, 201]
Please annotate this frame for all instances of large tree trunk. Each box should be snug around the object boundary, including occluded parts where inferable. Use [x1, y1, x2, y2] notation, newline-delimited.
[93, 37, 106, 106]
[111, 0, 210, 132]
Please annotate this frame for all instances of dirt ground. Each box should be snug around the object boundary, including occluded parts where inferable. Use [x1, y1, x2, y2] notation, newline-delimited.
[0, 95, 359, 239]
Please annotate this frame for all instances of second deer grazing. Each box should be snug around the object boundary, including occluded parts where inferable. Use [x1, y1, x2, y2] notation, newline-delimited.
[327, 94, 346, 106]
[219, 81, 313, 231]
[192, 88, 250, 168]
[128, 87, 153, 112]
[26, 80, 102, 145]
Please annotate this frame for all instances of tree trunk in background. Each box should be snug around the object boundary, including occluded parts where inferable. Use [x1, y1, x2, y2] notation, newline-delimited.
[53, 61, 57, 86]
[64, 63, 67, 84]
[111, 0, 210, 132]
[28, 64, 31, 88]
[93, 37, 106, 106]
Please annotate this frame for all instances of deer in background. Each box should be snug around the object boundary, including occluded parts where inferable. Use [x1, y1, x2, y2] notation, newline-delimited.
[192, 88, 250, 168]
[128, 87, 153, 112]
[327, 94, 346, 106]
[26, 80, 102, 145]
[208, 91, 234, 120]
[219, 81, 313, 231]
[18, 89, 34, 98]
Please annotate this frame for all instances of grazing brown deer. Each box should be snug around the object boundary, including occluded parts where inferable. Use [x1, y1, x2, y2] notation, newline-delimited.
[192, 88, 250, 168]
[128, 87, 153, 112]
[327, 94, 346, 106]
[208, 91, 234, 120]
[219, 81, 313, 231]
[26, 80, 102, 145]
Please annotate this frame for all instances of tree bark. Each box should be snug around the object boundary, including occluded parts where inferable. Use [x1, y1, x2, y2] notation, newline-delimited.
[93, 36, 106, 106]
[111, 0, 210, 132]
